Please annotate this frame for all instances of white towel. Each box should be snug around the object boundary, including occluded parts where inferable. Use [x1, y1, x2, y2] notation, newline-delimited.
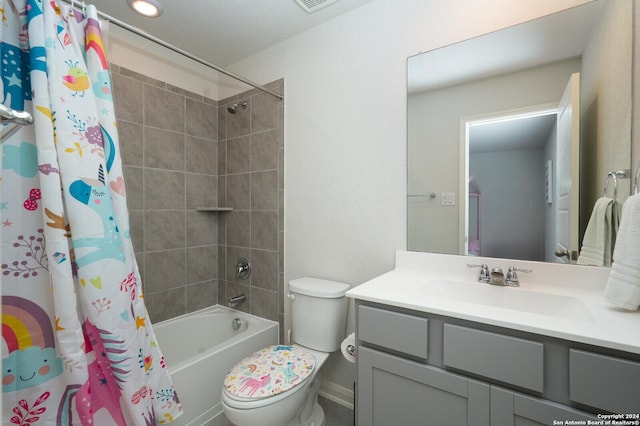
[604, 194, 640, 310]
[577, 197, 620, 266]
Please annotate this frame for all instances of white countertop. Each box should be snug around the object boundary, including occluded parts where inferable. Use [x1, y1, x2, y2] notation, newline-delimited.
[346, 251, 640, 355]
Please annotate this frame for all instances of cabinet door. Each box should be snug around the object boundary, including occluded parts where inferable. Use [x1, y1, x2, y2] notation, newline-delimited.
[490, 387, 596, 426]
[357, 347, 490, 426]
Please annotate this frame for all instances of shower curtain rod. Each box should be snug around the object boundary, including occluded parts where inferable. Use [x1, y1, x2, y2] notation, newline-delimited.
[60, 1, 284, 101]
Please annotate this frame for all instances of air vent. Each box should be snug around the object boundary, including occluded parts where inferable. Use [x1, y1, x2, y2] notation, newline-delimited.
[294, 0, 339, 13]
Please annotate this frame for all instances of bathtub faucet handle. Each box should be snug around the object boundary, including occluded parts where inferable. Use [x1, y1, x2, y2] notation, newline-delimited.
[236, 258, 251, 280]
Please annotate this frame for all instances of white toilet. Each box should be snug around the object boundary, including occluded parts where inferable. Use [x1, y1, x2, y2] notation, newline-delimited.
[221, 277, 350, 426]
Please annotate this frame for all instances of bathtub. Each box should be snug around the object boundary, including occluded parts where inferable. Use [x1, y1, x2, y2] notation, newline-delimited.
[154, 305, 279, 425]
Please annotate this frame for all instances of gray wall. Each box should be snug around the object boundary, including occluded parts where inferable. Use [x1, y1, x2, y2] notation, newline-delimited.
[470, 147, 546, 261]
[113, 65, 285, 334]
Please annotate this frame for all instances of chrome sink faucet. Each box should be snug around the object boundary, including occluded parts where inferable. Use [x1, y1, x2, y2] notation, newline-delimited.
[468, 264, 532, 286]
[467, 263, 489, 283]
[489, 267, 505, 286]
[505, 266, 532, 287]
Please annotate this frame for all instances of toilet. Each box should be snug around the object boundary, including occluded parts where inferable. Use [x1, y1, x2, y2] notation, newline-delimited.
[221, 277, 350, 426]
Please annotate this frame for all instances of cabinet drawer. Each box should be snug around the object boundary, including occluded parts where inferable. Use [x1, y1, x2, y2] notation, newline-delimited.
[569, 349, 640, 413]
[443, 324, 543, 392]
[358, 305, 428, 359]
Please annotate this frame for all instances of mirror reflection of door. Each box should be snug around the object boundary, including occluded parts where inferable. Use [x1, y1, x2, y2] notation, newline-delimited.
[464, 73, 579, 262]
[555, 73, 581, 264]
[465, 110, 556, 261]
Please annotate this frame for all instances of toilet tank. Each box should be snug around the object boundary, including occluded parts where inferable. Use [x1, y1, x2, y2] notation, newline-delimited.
[289, 277, 350, 352]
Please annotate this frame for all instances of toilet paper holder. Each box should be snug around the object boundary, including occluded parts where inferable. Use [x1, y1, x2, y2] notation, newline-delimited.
[345, 344, 356, 357]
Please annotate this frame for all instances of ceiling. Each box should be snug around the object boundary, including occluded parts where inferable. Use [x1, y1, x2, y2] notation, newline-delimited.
[407, 0, 602, 93]
[469, 113, 558, 154]
[84, 0, 372, 67]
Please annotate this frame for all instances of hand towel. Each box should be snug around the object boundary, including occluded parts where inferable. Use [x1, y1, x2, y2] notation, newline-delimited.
[577, 197, 620, 266]
[604, 194, 640, 310]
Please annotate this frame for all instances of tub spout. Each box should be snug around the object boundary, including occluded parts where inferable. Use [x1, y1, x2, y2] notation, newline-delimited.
[228, 294, 247, 308]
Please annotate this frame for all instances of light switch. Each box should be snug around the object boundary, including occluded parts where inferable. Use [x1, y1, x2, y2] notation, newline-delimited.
[441, 192, 456, 206]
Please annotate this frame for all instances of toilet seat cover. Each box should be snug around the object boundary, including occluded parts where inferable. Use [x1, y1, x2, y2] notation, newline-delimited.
[224, 345, 316, 400]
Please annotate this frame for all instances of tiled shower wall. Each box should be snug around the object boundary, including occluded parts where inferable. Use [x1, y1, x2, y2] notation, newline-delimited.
[217, 80, 285, 335]
[111, 65, 284, 333]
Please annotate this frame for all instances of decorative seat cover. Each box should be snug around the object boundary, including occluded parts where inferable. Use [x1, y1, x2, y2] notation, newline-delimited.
[224, 345, 316, 399]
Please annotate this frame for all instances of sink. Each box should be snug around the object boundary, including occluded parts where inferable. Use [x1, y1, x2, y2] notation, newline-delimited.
[418, 279, 594, 322]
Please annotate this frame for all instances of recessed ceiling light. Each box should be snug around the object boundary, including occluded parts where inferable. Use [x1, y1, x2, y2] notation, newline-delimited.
[127, 0, 164, 17]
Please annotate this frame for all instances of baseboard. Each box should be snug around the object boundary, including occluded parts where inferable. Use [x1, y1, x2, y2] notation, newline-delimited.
[319, 380, 354, 410]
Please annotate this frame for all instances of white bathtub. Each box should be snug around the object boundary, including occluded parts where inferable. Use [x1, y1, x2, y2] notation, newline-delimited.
[154, 305, 279, 425]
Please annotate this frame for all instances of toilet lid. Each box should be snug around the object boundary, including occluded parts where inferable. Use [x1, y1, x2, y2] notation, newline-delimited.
[224, 345, 315, 400]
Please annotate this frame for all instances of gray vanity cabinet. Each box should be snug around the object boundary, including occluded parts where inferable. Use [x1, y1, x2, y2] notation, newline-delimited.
[354, 302, 635, 426]
[357, 346, 490, 426]
[490, 387, 596, 426]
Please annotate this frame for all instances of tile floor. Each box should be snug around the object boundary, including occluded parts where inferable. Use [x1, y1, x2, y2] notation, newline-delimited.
[217, 396, 354, 425]
[319, 396, 354, 426]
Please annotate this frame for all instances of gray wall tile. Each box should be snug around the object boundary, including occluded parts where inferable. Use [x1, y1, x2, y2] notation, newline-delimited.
[251, 92, 279, 133]
[129, 210, 144, 253]
[186, 211, 218, 246]
[117, 68, 283, 325]
[226, 210, 251, 248]
[186, 98, 218, 139]
[186, 280, 218, 312]
[186, 136, 217, 174]
[218, 140, 227, 175]
[251, 211, 278, 251]
[251, 170, 278, 210]
[144, 84, 185, 132]
[227, 173, 251, 209]
[145, 210, 185, 251]
[186, 173, 218, 209]
[112, 73, 143, 124]
[123, 166, 143, 210]
[251, 130, 278, 172]
[250, 249, 278, 291]
[218, 81, 284, 331]
[145, 287, 185, 323]
[227, 135, 251, 174]
[145, 249, 186, 292]
[187, 245, 218, 284]
[118, 121, 143, 166]
[250, 287, 279, 321]
[144, 127, 185, 171]
[144, 169, 185, 210]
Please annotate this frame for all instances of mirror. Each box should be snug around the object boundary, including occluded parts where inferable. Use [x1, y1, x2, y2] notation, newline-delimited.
[407, 0, 632, 263]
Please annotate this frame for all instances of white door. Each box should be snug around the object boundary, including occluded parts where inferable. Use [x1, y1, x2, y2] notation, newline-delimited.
[555, 73, 580, 263]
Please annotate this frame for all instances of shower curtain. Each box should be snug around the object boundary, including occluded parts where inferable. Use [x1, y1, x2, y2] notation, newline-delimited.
[2, 1, 182, 424]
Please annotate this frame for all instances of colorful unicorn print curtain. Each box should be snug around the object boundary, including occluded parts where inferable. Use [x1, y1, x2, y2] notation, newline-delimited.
[2, 1, 182, 424]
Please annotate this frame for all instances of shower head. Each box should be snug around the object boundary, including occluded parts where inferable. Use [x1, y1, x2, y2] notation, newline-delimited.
[227, 101, 248, 114]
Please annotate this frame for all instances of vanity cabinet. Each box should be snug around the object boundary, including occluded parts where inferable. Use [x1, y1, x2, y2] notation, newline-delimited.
[358, 346, 490, 426]
[490, 387, 596, 426]
[355, 302, 640, 426]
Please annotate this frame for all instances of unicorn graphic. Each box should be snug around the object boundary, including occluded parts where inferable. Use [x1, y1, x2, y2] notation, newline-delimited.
[69, 163, 125, 267]
[57, 320, 132, 425]
[68, 126, 126, 268]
